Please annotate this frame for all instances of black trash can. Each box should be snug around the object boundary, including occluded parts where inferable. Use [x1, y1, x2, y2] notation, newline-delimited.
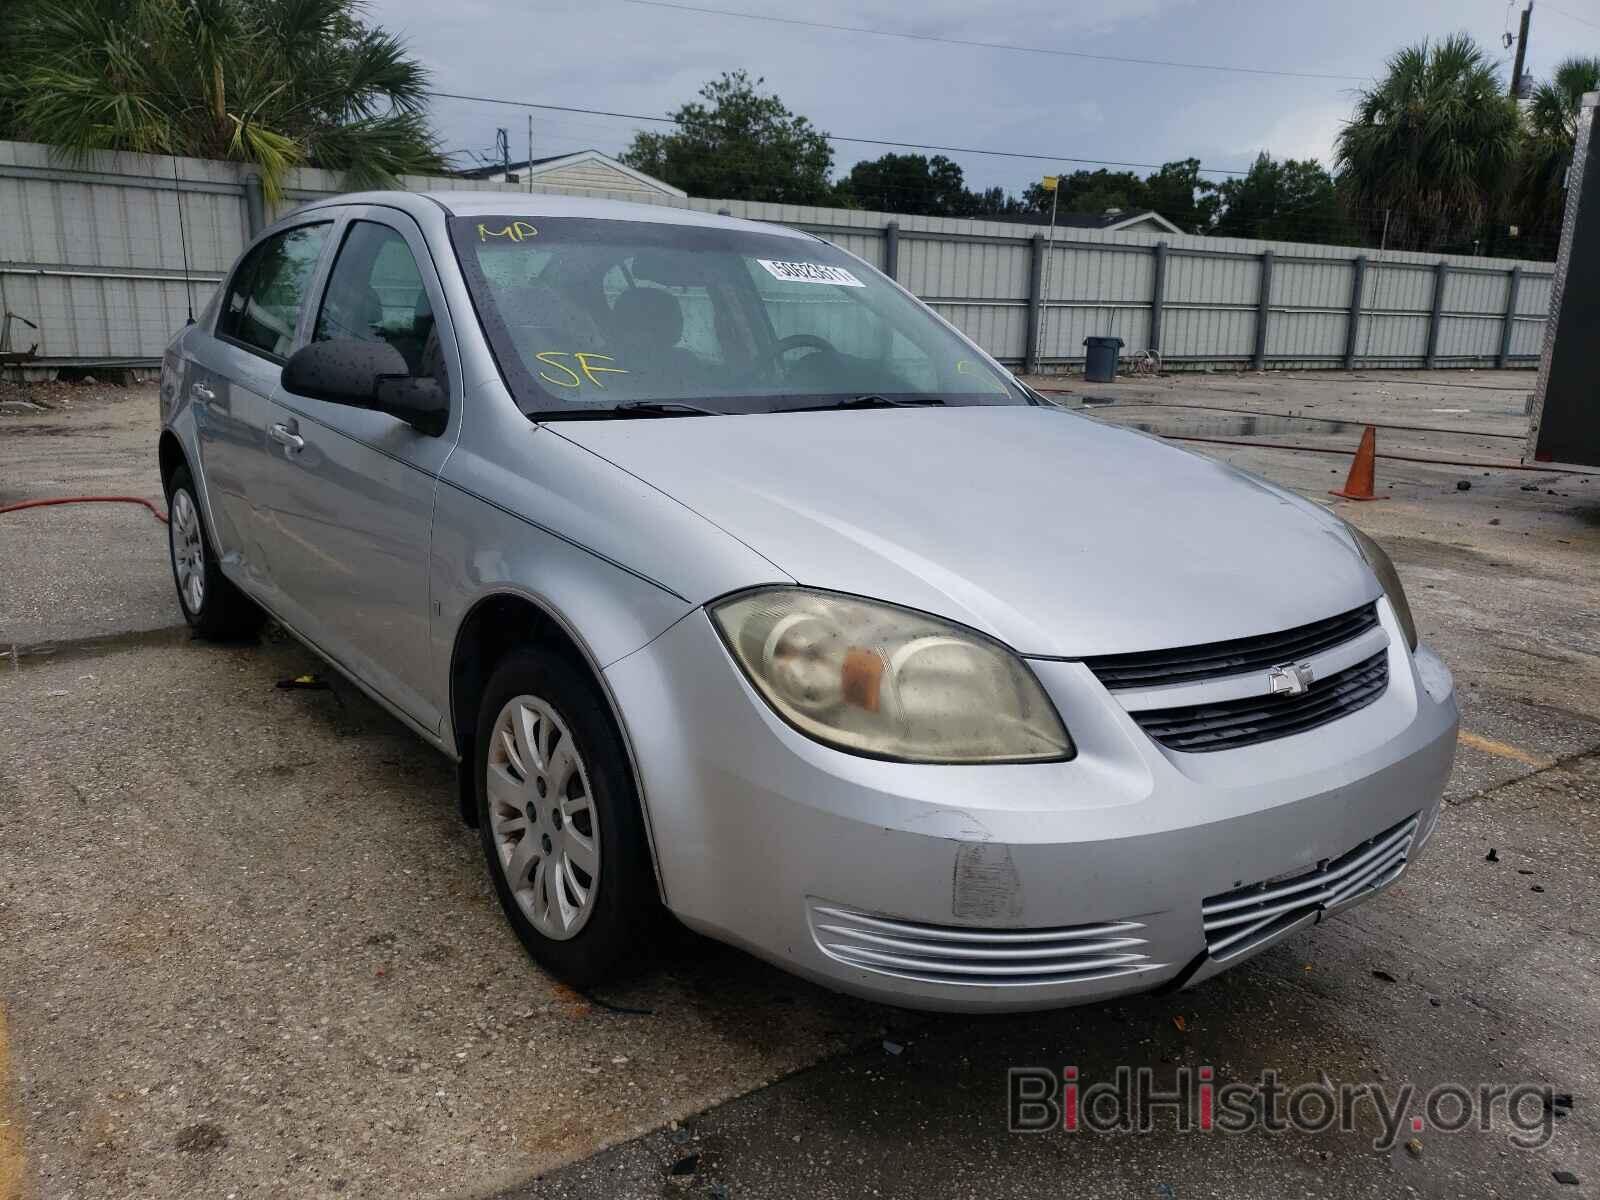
[1083, 336, 1124, 382]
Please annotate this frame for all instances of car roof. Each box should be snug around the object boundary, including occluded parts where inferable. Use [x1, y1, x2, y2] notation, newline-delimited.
[295, 190, 816, 241]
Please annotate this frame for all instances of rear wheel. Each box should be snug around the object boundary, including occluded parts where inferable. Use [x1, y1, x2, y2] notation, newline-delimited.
[476, 648, 655, 986]
[166, 464, 264, 639]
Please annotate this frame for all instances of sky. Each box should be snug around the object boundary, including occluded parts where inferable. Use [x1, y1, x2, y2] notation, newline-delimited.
[368, 0, 1599, 196]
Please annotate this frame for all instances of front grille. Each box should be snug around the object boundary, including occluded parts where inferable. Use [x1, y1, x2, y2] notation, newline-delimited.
[1202, 814, 1419, 961]
[1131, 650, 1389, 753]
[807, 901, 1164, 988]
[1082, 603, 1380, 691]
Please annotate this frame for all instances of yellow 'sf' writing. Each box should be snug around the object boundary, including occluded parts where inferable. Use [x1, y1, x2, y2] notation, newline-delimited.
[573, 352, 627, 387]
[535, 351, 583, 389]
[535, 350, 629, 390]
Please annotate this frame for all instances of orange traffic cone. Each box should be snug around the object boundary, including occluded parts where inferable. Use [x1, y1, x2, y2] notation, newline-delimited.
[1330, 425, 1389, 501]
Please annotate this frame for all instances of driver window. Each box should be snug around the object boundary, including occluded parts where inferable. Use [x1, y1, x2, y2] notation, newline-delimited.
[314, 221, 445, 389]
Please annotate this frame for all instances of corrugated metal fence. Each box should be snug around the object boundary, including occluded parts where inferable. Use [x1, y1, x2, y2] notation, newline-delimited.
[0, 139, 1553, 373]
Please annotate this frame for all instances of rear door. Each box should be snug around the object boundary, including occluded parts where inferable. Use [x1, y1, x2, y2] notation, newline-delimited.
[187, 221, 332, 601]
[264, 208, 461, 731]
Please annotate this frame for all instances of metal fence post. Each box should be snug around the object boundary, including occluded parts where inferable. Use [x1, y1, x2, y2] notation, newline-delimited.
[883, 220, 900, 281]
[1344, 255, 1368, 368]
[243, 175, 265, 238]
[1497, 266, 1522, 368]
[1025, 234, 1045, 375]
[1252, 249, 1274, 370]
[1148, 241, 1168, 357]
[1424, 260, 1449, 367]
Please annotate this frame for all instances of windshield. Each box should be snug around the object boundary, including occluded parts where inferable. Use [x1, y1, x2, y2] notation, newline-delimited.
[448, 216, 1028, 417]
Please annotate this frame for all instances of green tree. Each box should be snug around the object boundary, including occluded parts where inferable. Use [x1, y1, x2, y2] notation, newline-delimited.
[621, 71, 834, 204]
[1335, 34, 1520, 251]
[1, 0, 442, 202]
[965, 185, 1027, 217]
[1213, 153, 1351, 243]
[836, 154, 1033, 216]
[1055, 169, 1148, 215]
[838, 153, 970, 215]
[1020, 161, 1216, 232]
[1510, 56, 1600, 250]
[1142, 158, 1219, 233]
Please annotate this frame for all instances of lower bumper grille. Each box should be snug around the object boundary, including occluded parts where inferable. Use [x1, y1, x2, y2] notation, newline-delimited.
[807, 901, 1164, 988]
[1202, 814, 1419, 961]
[1133, 650, 1390, 753]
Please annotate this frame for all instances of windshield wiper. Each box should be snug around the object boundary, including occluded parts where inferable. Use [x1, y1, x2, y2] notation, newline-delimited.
[611, 400, 721, 416]
[783, 394, 947, 413]
[527, 400, 722, 420]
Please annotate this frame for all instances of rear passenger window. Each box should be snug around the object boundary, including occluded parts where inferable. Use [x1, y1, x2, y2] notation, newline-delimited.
[217, 224, 329, 359]
[314, 222, 442, 385]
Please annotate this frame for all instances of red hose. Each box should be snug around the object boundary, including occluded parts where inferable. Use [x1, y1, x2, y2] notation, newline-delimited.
[0, 495, 168, 524]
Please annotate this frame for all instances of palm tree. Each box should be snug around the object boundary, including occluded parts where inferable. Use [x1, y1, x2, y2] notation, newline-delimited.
[1512, 56, 1600, 249]
[1335, 35, 1520, 252]
[2, 0, 444, 202]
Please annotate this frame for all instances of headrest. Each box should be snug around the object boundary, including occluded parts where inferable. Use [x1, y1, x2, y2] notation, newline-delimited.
[611, 287, 683, 350]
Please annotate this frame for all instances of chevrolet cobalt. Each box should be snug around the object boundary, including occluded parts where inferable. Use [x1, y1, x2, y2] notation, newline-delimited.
[157, 193, 1457, 1011]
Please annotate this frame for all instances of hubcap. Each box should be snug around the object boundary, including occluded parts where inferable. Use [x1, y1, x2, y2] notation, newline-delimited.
[485, 694, 600, 941]
[169, 488, 205, 614]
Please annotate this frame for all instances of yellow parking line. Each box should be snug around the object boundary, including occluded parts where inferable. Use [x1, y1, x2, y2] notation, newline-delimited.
[1458, 730, 1552, 768]
[0, 1008, 23, 1200]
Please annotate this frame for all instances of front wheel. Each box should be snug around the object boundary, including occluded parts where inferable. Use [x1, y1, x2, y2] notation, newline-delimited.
[166, 464, 264, 639]
[476, 648, 656, 986]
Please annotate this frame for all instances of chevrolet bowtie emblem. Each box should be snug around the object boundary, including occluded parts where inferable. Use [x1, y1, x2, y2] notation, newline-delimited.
[1267, 662, 1315, 697]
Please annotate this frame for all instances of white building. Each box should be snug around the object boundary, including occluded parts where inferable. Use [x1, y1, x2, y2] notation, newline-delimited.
[450, 149, 686, 200]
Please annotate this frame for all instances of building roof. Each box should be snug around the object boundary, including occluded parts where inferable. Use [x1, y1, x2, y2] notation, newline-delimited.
[448, 148, 686, 197]
[1059, 210, 1183, 233]
[451, 151, 581, 178]
[984, 209, 1185, 235]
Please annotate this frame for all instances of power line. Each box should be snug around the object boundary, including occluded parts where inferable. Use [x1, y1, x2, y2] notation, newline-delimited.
[426, 90, 1255, 175]
[1536, 3, 1600, 32]
[622, 0, 1373, 83]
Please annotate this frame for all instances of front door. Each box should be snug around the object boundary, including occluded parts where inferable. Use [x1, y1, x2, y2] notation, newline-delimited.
[265, 210, 461, 732]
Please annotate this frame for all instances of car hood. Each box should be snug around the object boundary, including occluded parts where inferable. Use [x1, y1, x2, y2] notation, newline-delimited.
[555, 406, 1379, 657]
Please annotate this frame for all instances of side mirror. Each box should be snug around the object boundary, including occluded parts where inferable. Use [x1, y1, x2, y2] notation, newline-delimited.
[281, 339, 447, 436]
[375, 375, 448, 437]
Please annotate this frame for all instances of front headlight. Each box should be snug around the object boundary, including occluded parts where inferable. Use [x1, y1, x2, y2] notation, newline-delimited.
[1343, 522, 1419, 651]
[709, 588, 1073, 763]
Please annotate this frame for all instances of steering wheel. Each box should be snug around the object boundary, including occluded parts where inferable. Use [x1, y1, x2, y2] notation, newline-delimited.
[763, 332, 839, 371]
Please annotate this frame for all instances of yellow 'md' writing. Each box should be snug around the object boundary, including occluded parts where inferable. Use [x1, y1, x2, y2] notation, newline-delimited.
[478, 221, 539, 243]
[535, 351, 629, 389]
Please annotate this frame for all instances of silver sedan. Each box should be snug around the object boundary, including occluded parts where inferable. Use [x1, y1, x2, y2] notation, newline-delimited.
[157, 192, 1457, 1012]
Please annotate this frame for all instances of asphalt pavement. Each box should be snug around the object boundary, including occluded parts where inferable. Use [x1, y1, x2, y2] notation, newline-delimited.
[1, 370, 1597, 1199]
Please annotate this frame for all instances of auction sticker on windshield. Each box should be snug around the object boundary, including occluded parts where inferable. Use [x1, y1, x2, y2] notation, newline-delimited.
[757, 259, 866, 287]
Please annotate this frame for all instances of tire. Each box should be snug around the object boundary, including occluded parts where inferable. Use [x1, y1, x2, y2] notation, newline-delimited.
[475, 647, 656, 987]
[165, 464, 265, 639]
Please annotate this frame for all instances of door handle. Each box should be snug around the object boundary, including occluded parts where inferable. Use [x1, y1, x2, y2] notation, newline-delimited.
[191, 381, 215, 403]
[269, 421, 304, 452]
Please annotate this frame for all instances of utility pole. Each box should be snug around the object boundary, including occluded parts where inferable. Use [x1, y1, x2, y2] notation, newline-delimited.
[1038, 175, 1060, 374]
[527, 115, 534, 193]
[1509, 1, 1533, 99]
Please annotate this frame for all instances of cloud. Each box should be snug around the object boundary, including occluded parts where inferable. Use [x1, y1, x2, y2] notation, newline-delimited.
[366, 0, 1471, 195]
[1244, 102, 1353, 166]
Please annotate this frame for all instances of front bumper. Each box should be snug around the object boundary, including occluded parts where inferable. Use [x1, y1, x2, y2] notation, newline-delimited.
[604, 601, 1458, 1013]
